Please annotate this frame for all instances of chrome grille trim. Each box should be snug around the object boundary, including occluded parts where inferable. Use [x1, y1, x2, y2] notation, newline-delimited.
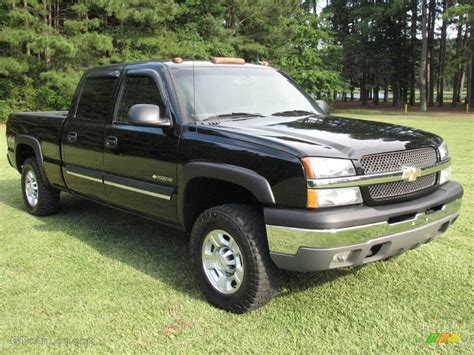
[360, 148, 437, 174]
[306, 160, 449, 189]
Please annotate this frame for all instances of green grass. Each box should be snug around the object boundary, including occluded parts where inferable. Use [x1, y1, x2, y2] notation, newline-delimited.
[1, 111, 473, 353]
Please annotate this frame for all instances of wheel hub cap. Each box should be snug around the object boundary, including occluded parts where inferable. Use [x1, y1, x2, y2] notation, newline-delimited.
[202, 229, 244, 295]
[25, 170, 38, 207]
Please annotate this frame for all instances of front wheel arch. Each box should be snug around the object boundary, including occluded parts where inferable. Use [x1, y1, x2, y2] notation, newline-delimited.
[178, 162, 276, 230]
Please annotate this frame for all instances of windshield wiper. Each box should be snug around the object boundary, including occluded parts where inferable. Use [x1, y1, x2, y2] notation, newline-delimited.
[201, 112, 264, 122]
[271, 110, 317, 117]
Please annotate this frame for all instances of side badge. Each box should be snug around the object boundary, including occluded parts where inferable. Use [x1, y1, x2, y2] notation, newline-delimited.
[152, 175, 173, 183]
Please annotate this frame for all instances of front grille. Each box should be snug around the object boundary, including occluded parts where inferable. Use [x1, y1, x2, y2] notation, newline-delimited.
[360, 148, 438, 202]
[360, 148, 437, 174]
[368, 174, 437, 199]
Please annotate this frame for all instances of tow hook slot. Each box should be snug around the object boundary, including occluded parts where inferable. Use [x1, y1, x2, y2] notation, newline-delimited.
[388, 213, 417, 224]
[425, 204, 444, 215]
[366, 243, 384, 258]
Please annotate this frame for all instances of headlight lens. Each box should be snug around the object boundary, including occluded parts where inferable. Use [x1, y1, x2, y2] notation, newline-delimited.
[439, 167, 451, 185]
[307, 187, 363, 208]
[302, 157, 356, 179]
[438, 141, 449, 161]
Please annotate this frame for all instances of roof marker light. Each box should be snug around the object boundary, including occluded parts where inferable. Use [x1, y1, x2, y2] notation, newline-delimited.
[211, 57, 245, 65]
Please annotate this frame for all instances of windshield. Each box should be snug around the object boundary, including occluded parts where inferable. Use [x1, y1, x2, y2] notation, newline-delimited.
[170, 67, 321, 121]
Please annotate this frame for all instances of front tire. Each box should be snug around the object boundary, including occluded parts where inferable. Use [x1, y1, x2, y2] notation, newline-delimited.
[190, 204, 278, 313]
[21, 157, 60, 216]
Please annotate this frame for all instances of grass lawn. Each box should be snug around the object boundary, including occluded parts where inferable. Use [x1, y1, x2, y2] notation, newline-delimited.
[1, 110, 473, 353]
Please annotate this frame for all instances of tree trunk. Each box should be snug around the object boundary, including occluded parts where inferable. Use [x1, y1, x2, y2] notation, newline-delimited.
[409, 0, 417, 106]
[361, 69, 368, 105]
[24, 0, 30, 56]
[427, 0, 436, 106]
[437, 0, 447, 106]
[469, 23, 474, 109]
[393, 82, 400, 106]
[459, 66, 465, 102]
[419, 0, 428, 111]
[43, 0, 47, 25]
[350, 78, 354, 101]
[452, 22, 464, 106]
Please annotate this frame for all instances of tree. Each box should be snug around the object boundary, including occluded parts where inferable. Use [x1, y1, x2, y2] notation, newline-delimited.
[427, 0, 436, 107]
[419, 0, 428, 111]
[0, 0, 342, 120]
[410, 0, 418, 106]
[437, 0, 448, 106]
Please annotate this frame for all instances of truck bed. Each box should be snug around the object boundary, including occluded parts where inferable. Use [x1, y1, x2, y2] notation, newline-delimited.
[6, 110, 68, 189]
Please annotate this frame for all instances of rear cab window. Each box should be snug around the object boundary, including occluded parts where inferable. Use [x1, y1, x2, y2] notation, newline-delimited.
[75, 76, 118, 121]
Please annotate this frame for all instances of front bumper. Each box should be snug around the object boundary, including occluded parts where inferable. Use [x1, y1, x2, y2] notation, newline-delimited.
[265, 181, 463, 272]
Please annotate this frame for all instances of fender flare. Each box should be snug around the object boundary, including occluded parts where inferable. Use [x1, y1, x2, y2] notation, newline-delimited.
[15, 135, 51, 187]
[178, 162, 276, 227]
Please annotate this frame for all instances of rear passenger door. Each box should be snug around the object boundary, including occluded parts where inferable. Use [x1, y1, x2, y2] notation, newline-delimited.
[102, 69, 179, 223]
[61, 71, 120, 200]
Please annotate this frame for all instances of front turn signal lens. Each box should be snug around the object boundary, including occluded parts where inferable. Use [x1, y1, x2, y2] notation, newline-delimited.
[307, 187, 362, 208]
[439, 167, 451, 185]
[307, 189, 319, 208]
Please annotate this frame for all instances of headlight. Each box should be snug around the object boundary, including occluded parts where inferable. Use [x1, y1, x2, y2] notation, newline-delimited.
[302, 157, 356, 179]
[439, 167, 451, 185]
[438, 141, 449, 161]
[307, 187, 363, 208]
[303, 158, 360, 208]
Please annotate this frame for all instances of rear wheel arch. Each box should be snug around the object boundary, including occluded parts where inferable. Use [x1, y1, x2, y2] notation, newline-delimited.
[15, 135, 51, 187]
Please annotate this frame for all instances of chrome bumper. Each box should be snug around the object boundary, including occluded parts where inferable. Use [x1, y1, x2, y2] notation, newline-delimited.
[266, 198, 461, 271]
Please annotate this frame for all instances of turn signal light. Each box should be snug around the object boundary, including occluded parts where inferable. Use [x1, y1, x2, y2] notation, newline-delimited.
[211, 57, 245, 65]
[307, 189, 319, 208]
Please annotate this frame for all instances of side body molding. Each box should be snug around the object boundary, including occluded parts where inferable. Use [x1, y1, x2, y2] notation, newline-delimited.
[14, 135, 51, 186]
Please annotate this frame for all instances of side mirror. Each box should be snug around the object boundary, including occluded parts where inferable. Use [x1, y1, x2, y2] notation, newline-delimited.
[315, 100, 331, 116]
[128, 104, 171, 127]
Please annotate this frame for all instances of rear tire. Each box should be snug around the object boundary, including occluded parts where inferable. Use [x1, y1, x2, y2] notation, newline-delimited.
[190, 204, 278, 313]
[21, 157, 60, 216]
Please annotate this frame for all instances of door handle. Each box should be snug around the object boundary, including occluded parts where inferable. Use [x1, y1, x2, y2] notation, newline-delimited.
[104, 136, 118, 149]
[67, 131, 78, 143]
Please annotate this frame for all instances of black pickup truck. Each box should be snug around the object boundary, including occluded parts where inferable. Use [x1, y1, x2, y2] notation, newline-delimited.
[6, 57, 463, 313]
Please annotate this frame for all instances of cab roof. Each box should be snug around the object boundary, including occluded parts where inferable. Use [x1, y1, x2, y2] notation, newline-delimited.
[84, 59, 274, 75]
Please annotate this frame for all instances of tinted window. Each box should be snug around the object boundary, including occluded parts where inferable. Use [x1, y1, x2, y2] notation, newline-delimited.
[116, 75, 165, 123]
[76, 76, 117, 121]
[170, 67, 321, 121]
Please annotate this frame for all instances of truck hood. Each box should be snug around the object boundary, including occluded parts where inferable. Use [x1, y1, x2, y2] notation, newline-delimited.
[201, 115, 443, 159]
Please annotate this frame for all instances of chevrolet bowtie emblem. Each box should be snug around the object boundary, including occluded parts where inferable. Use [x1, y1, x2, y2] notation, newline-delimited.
[401, 166, 422, 182]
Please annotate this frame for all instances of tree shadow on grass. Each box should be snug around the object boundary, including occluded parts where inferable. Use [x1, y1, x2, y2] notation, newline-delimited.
[0, 177, 360, 304]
